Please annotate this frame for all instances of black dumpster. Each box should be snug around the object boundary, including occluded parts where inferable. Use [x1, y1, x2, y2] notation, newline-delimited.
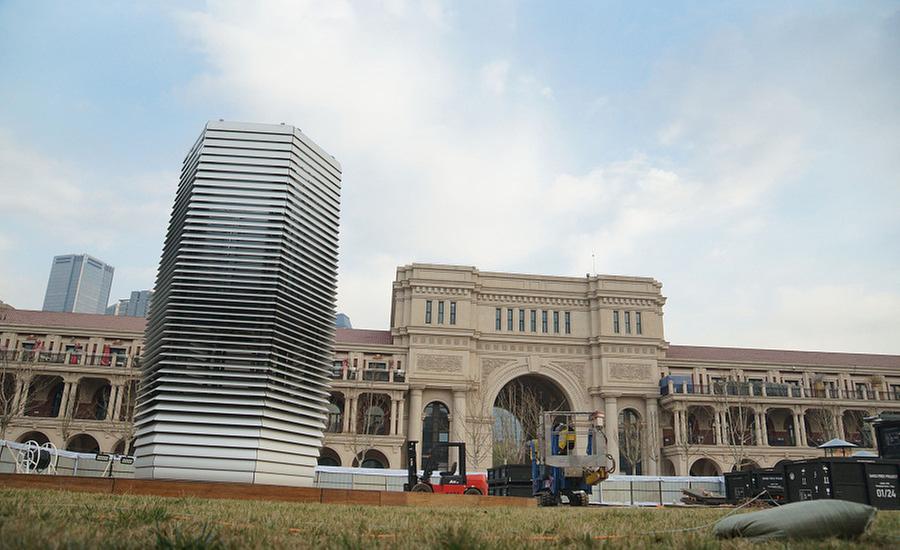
[873, 416, 900, 460]
[783, 457, 900, 510]
[487, 464, 532, 497]
[724, 469, 785, 503]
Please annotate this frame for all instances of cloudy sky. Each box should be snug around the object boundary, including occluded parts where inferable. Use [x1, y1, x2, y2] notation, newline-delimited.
[1, 1, 898, 353]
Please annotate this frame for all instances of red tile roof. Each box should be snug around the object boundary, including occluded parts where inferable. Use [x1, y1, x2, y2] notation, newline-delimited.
[335, 328, 394, 346]
[0, 309, 147, 333]
[666, 345, 900, 368]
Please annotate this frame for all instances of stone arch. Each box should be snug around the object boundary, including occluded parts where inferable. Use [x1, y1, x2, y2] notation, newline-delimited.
[325, 392, 344, 433]
[73, 378, 111, 420]
[738, 459, 760, 471]
[66, 433, 100, 454]
[660, 457, 676, 476]
[422, 401, 450, 469]
[689, 457, 722, 476]
[356, 393, 391, 436]
[352, 448, 389, 469]
[483, 359, 590, 417]
[17, 431, 51, 446]
[618, 407, 643, 475]
[318, 447, 342, 467]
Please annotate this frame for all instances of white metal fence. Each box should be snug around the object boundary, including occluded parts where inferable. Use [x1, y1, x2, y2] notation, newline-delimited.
[1, 440, 724, 505]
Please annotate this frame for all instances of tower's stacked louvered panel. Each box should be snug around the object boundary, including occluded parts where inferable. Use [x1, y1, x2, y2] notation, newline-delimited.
[134, 121, 341, 486]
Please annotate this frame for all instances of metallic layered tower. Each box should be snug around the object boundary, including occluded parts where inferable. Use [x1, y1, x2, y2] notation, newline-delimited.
[134, 121, 341, 486]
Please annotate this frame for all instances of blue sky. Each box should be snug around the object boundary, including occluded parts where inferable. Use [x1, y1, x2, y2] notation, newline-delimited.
[1, 1, 898, 352]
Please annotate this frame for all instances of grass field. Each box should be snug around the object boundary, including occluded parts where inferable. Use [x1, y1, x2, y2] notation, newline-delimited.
[0, 488, 898, 549]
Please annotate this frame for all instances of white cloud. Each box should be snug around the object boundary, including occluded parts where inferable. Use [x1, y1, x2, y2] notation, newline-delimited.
[0, 130, 175, 308]
[160, 2, 900, 354]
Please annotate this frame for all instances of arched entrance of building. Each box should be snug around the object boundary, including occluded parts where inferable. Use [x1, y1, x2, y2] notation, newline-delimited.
[689, 458, 722, 476]
[492, 374, 571, 467]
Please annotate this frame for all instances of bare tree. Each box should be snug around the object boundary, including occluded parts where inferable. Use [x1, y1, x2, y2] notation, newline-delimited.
[805, 406, 840, 447]
[346, 388, 389, 468]
[666, 407, 709, 476]
[460, 386, 493, 470]
[0, 350, 18, 439]
[0, 356, 57, 441]
[492, 380, 550, 465]
[714, 377, 758, 471]
[643, 409, 661, 472]
[617, 409, 644, 474]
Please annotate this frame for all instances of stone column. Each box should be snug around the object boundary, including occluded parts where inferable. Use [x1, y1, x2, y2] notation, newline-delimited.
[346, 396, 356, 434]
[798, 408, 808, 447]
[408, 387, 424, 464]
[713, 409, 723, 446]
[105, 385, 118, 421]
[451, 389, 467, 467]
[834, 409, 844, 440]
[673, 408, 682, 445]
[112, 384, 125, 421]
[396, 396, 405, 438]
[12, 377, 26, 415]
[58, 381, 73, 418]
[644, 397, 659, 475]
[604, 396, 619, 470]
[390, 398, 399, 436]
[758, 410, 769, 446]
[452, 390, 466, 444]
[341, 396, 351, 433]
[791, 410, 801, 447]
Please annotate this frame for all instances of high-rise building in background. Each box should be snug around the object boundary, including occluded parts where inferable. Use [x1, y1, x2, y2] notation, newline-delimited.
[335, 313, 352, 328]
[41, 254, 114, 314]
[134, 121, 342, 486]
[106, 290, 154, 317]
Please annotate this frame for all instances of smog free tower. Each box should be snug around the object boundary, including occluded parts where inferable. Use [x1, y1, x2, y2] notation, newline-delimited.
[134, 121, 341, 486]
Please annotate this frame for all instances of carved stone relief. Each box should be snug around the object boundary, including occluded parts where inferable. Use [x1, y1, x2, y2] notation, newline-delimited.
[552, 361, 587, 385]
[417, 354, 463, 373]
[608, 362, 653, 381]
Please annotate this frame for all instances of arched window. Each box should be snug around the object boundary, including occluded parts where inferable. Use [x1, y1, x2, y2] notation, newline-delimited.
[356, 393, 390, 435]
[318, 447, 341, 467]
[422, 401, 450, 470]
[326, 393, 344, 433]
[618, 408, 643, 475]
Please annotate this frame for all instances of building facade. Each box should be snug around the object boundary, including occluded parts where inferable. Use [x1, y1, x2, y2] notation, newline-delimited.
[3, 263, 899, 477]
[41, 254, 115, 314]
[133, 121, 342, 486]
[107, 290, 154, 317]
[0, 310, 141, 454]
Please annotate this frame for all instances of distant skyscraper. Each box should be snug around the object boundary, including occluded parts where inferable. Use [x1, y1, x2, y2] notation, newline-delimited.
[135, 121, 341, 486]
[42, 254, 114, 314]
[106, 290, 154, 317]
[335, 313, 352, 329]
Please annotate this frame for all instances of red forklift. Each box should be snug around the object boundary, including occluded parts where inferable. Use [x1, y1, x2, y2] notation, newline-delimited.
[403, 441, 488, 495]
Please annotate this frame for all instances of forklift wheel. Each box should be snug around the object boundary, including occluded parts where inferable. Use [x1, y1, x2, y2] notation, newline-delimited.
[463, 487, 482, 495]
[538, 492, 558, 507]
[410, 482, 433, 492]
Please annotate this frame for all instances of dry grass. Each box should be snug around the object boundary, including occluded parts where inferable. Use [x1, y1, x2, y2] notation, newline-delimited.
[0, 488, 898, 549]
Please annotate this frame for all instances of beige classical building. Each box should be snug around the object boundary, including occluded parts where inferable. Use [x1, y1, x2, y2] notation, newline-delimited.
[2, 263, 899, 476]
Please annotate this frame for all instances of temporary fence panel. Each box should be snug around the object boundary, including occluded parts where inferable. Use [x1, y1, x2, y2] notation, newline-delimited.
[593, 475, 725, 506]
